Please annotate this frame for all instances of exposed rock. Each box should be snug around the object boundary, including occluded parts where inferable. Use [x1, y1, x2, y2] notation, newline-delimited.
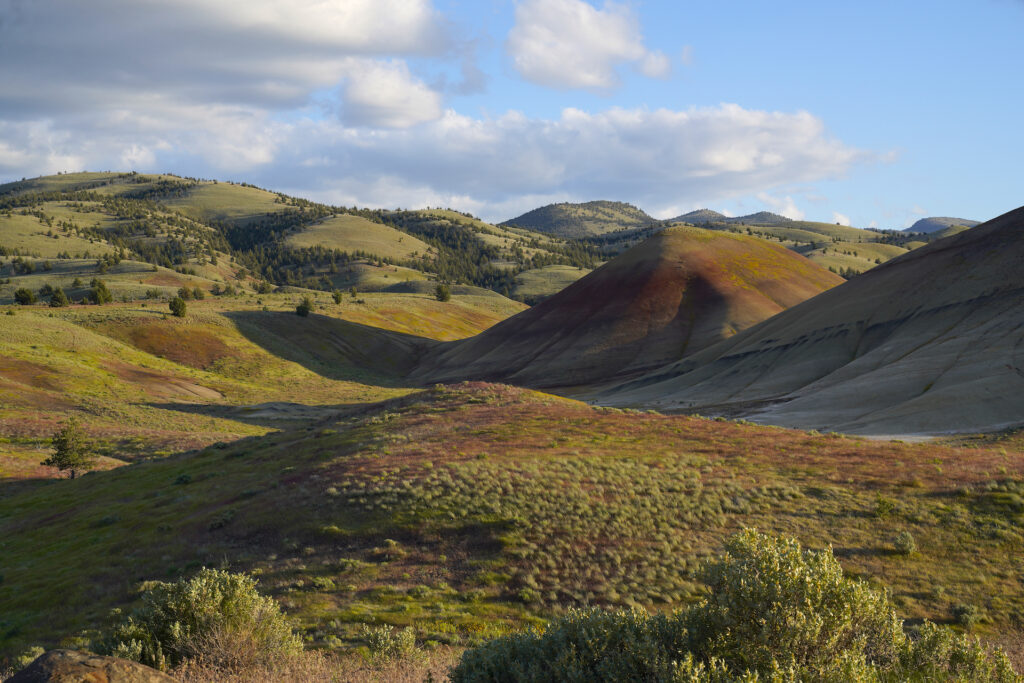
[8, 649, 176, 683]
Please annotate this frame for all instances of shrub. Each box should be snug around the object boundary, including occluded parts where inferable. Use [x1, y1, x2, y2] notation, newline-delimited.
[895, 530, 917, 555]
[89, 279, 113, 304]
[332, 289, 343, 304]
[450, 530, 1019, 682]
[169, 296, 186, 317]
[100, 568, 302, 672]
[48, 287, 69, 307]
[295, 295, 314, 317]
[192, 287, 205, 300]
[359, 624, 416, 661]
[177, 286, 194, 300]
[435, 283, 451, 302]
[13, 287, 35, 305]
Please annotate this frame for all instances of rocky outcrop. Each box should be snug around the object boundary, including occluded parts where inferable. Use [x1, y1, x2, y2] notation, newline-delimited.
[8, 649, 176, 683]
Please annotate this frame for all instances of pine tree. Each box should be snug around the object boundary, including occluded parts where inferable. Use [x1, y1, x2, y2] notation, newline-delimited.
[43, 417, 94, 479]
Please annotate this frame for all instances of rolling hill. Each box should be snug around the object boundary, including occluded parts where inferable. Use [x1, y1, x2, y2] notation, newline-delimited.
[598, 205, 1024, 436]
[412, 226, 843, 389]
[907, 216, 981, 233]
[501, 200, 655, 238]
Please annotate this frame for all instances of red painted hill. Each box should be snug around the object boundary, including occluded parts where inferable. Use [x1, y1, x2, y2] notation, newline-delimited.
[413, 226, 843, 389]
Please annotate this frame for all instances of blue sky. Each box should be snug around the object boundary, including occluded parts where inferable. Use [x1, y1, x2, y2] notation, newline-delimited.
[0, 0, 1020, 227]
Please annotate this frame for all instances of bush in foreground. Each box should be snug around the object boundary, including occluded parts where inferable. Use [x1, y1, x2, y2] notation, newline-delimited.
[451, 529, 1019, 682]
[100, 568, 302, 672]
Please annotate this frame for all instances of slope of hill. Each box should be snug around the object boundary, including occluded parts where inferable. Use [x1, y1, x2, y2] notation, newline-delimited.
[2, 382, 1022, 660]
[501, 200, 654, 238]
[907, 216, 980, 233]
[598, 205, 1024, 435]
[412, 227, 842, 389]
[0, 172, 596, 303]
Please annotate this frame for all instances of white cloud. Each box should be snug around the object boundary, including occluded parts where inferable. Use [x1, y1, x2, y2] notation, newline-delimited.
[339, 60, 443, 128]
[0, 103, 868, 220]
[832, 211, 851, 226]
[757, 192, 806, 221]
[680, 45, 695, 67]
[868, 220, 879, 229]
[0, 0, 449, 116]
[506, 0, 669, 90]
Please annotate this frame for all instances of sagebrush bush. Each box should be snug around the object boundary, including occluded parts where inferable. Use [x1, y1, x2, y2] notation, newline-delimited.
[360, 624, 417, 661]
[450, 530, 1020, 682]
[100, 568, 302, 671]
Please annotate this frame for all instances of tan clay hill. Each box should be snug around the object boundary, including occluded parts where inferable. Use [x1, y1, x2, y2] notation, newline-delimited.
[597, 205, 1024, 436]
[413, 226, 843, 389]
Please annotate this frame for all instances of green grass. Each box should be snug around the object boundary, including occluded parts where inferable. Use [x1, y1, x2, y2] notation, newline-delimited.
[1, 383, 1022, 660]
[286, 214, 430, 260]
[512, 265, 591, 302]
[161, 182, 289, 223]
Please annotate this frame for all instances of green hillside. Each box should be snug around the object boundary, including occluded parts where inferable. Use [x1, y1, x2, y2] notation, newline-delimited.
[1, 382, 1022, 662]
[502, 200, 655, 238]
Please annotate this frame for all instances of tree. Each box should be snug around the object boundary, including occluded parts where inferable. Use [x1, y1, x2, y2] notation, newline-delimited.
[177, 286, 194, 301]
[42, 417, 94, 479]
[349, 286, 357, 298]
[14, 288, 35, 305]
[89, 279, 112, 304]
[191, 286, 205, 300]
[169, 296, 187, 317]
[331, 289, 343, 304]
[295, 295, 314, 317]
[49, 287, 70, 307]
[435, 283, 451, 302]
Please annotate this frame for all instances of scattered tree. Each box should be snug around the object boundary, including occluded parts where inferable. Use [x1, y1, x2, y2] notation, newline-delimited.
[331, 289, 343, 304]
[169, 296, 187, 317]
[14, 288, 36, 305]
[435, 283, 451, 302]
[191, 286, 205, 300]
[295, 295, 314, 317]
[177, 286, 194, 301]
[89, 279, 112, 304]
[42, 417, 94, 479]
[49, 287, 70, 307]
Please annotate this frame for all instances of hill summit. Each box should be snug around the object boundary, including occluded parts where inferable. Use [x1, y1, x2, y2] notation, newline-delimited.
[905, 216, 980, 233]
[413, 226, 842, 389]
[501, 200, 654, 238]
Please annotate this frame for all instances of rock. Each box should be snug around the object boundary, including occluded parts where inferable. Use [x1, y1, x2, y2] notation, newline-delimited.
[8, 649, 177, 683]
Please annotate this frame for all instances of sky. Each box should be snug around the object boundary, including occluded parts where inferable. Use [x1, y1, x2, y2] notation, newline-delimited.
[0, 0, 1021, 227]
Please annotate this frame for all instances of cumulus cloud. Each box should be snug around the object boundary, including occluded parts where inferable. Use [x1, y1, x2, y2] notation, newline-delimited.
[756, 192, 806, 221]
[338, 59, 443, 128]
[507, 0, 669, 90]
[832, 211, 851, 226]
[0, 0, 449, 115]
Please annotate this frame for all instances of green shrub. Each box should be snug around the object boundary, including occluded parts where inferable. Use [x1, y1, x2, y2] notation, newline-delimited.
[13, 287, 35, 305]
[295, 295, 314, 317]
[48, 287, 69, 307]
[168, 296, 186, 317]
[450, 530, 1019, 682]
[100, 567, 302, 671]
[435, 283, 451, 302]
[894, 530, 916, 555]
[89, 279, 113, 304]
[359, 624, 416, 661]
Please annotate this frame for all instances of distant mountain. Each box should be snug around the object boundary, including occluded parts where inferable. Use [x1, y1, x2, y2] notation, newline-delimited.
[672, 209, 727, 224]
[598, 206, 1024, 435]
[672, 209, 794, 226]
[501, 200, 654, 239]
[413, 226, 842, 389]
[905, 216, 980, 234]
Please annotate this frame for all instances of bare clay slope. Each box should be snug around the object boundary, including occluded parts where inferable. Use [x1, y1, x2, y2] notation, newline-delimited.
[599, 205, 1024, 435]
[413, 227, 842, 388]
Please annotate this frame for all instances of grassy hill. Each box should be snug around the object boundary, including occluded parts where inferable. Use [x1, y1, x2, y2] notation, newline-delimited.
[0, 172, 597, 305]
[1, 382, 1022, 661]
[414, 227, 843, 389]
[502, 201, 655, 239]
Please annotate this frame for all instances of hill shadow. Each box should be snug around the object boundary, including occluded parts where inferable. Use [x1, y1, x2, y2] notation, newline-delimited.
[223, 310, 439, 385]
